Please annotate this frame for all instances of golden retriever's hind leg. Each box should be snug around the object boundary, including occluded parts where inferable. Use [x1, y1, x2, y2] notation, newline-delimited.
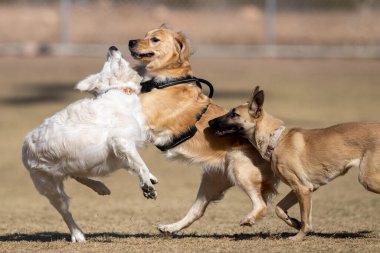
[275, 190, 301, 230]
[157, 169, 232, 234]
[73, 177, 111, 195]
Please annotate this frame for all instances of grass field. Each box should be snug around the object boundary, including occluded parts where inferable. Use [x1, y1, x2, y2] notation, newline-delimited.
[1, 56, 380, 252]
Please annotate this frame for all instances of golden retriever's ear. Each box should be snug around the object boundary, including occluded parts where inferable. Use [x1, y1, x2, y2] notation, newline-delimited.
[175, 32, 191, 63]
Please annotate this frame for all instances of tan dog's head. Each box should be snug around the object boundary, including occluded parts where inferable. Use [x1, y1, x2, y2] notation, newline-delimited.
[208, 86, 263, 138]
[209, 86, 284, 157]
[128, 26, 192, 76]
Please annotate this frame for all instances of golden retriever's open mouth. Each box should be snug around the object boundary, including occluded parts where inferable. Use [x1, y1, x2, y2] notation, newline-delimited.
[131, 51, 155, 59]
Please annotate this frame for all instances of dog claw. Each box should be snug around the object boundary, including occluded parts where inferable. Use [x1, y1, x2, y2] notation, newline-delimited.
[149, 173, 158, 185]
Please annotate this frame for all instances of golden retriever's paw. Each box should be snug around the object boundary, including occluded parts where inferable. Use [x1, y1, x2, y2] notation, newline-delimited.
[240, 216, 255, 226]
[157, 224, 178, 234]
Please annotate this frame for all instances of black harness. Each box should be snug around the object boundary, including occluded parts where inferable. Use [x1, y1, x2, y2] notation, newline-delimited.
[140, 76, 214, 152]
[140, 75, 214, 98]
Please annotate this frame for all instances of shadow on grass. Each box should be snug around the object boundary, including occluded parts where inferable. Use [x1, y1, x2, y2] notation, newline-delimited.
[0, 82, 76, 105]
[0, 230, 373, 242]
[0, 81, 252, 106]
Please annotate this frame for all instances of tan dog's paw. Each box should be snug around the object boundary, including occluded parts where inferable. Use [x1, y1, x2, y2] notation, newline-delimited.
[240, 216, 255, 226]
[289, 232, 306, 241]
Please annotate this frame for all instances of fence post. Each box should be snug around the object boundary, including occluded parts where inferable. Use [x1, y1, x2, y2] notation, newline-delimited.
[60, 0, 71, 44]
[265, 0, 277, 47]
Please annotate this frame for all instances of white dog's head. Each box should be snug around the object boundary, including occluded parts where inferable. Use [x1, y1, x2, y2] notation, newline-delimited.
[75, 46, 142, 96]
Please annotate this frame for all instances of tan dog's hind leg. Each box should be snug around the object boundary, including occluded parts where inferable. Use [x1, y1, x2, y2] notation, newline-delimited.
[275, 190, 301, 230]
[157, 169, 232, 234]
[358, 151, 380, 194]
[289, 185, 313, 241]
[73, 177, 111, 195]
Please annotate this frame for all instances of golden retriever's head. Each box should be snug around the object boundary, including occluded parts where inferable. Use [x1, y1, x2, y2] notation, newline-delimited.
[129, 26, 192, 74]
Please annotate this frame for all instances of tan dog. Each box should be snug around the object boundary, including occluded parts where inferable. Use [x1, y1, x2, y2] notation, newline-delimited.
[128, 27, 278, 233]
[208, 86, 380, 240]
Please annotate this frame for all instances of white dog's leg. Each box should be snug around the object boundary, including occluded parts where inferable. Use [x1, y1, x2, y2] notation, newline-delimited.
[73, 177, 111, 195]
[30, 171, 86, 242]
[113, 140, 157, 199]
[158, 169, 232, 234]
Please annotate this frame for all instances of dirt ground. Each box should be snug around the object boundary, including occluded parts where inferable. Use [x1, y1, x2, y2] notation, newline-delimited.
[0, 56, 380, 252]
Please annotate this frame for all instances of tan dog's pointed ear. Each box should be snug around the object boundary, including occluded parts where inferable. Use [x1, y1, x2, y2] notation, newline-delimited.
[159, 23, 168, 29]
[248, 86, 260, 104]
[175, 32, 191, 63]
[248, 87, 264, 118]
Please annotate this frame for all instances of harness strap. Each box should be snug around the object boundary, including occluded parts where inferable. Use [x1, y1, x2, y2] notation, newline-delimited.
[140, 76, 214, 98]
[155, 104, 210, 152]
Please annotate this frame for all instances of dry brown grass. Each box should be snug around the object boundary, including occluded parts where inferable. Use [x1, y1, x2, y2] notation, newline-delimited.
[0, 56, 380, 252]
[0, 3, 380, 45]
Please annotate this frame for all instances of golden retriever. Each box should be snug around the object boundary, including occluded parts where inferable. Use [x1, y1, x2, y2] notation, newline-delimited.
[129, 27, 278, 233]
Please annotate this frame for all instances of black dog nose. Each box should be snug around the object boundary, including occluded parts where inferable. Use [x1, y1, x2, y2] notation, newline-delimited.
[109, 46, 118, 52]
[129, 40, 138, 48]
[208, 119, 216, 128]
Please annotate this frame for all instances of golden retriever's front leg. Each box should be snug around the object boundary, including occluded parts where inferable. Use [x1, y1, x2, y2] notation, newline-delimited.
[289, 186, 313, 241]
[157, 169, 232, 234]
[275, 190, 301, 230]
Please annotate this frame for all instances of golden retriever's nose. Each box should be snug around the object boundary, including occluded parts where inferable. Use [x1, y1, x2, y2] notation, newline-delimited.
[129, 40, 138, 49]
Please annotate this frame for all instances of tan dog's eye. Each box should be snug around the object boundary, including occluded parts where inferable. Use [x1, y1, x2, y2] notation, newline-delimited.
[150, 37, 160, 43]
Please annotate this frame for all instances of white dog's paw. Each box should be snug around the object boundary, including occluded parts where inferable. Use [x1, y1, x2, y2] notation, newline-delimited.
[141, 181, 157, 200]
[149, 173, 158, 185]
[71, 230, 86, 243]
[157, 224, 179, 234]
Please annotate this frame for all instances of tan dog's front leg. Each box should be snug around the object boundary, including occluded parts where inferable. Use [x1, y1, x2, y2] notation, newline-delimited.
[290, 186, 313, 241]
[275, 190, 301, 230]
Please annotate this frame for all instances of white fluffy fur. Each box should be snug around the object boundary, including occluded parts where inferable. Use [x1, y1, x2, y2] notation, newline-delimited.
[22, 48, 157, 243]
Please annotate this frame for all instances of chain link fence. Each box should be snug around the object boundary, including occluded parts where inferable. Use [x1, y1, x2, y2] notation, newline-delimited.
[0, 0, 379, 57]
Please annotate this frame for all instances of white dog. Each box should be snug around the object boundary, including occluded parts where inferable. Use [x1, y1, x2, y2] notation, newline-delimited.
[22, 46, 157, 242]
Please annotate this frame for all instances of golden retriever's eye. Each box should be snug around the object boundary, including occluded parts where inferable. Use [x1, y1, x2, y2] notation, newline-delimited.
[150, 37, 160, 43]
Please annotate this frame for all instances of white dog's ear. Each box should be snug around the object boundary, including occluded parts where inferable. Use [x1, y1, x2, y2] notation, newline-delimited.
[74, 74, 99, 92]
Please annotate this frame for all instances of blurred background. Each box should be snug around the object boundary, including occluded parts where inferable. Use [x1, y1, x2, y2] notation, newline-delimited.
[1, 1, 380, 251]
